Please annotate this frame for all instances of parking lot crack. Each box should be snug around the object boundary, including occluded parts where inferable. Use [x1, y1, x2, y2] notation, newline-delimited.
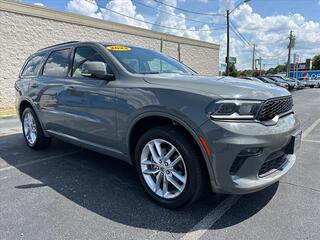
[280, 181, 320, 193]
[169, 231, 177, 240]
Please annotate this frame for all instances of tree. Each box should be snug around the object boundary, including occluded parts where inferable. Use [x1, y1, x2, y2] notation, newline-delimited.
[266, 65, 286, 75]
[312, 54, 320, 70]
[228, 63, 238, 77]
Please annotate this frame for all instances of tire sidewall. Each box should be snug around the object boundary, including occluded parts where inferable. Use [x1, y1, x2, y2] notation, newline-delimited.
[134, 127, 203, 208]
[22, 108, 43, 148]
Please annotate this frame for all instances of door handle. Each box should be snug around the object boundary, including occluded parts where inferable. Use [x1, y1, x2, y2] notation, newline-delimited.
[65, 86, 75, 91]
[30, 83, 38, 88]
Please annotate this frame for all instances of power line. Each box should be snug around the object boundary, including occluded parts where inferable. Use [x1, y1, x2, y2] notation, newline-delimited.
[230, 21, 252, 47]
[133, 0, 226, 26]
[82, 0, 222, 32]
[230, 24, 251, 49]
[150, 0, 224, 16]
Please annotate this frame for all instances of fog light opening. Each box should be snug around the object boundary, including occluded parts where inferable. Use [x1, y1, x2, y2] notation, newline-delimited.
[238, 147, 263, 157]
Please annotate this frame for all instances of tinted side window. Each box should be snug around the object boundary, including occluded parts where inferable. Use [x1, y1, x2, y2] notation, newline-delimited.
[21, 54, 45, 77]
[43, 49, 71, 77]
[72, 47, 107, 78]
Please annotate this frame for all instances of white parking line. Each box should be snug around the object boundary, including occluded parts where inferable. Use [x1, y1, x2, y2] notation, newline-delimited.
[179, 195, 241, 240]
[302, 139, 320, 144]
[302, 118, 320, 140]
[0, 150, 80, 172]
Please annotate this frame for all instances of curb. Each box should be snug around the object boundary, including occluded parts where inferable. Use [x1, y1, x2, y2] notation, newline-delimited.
[0, 115, 18, 120]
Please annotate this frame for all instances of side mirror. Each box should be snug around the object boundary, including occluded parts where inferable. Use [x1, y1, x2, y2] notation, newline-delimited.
[81, 61, 115, 81]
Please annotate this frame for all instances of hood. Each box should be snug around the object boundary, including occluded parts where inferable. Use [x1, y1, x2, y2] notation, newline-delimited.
[144, 74, 290, 100]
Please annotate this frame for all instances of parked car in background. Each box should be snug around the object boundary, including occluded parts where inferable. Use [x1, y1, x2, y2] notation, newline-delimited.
[259, 76, 289, 89]
[267, 76, 294, 91]
[242, 77, 264, 83]
[315, 79, 320, 88]
[272, 76, 304, 90]
[306, 79, 317, 88]
[15, 41, 301, 208]
[290, 78, 306, 89]
[282, 77, 303, 90]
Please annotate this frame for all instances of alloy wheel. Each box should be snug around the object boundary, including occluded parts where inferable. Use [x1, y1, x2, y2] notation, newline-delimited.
[23, 112, 37, 145]
[140, 139, 187, 199]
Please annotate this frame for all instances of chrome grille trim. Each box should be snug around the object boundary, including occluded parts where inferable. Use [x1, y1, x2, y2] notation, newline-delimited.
[257, 96, 293, 122]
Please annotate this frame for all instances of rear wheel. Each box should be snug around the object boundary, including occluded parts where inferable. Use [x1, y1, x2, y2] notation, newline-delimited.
[134, 126, 205, 208]
[22, 108, 51, 150]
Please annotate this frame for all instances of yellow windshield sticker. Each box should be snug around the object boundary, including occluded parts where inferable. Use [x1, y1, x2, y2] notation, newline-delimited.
[106, 46, 131, 51]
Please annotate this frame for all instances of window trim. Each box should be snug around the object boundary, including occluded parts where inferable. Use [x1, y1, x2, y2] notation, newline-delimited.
[20, 53, 46, 78]
[70, 45, 115, 80]
[40, 48, 72, 78]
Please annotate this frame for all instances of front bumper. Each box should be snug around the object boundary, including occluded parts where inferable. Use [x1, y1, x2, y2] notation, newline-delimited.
[200, 113, 300, 194]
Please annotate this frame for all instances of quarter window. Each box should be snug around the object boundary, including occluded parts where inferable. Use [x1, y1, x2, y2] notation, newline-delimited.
[43, 49, 71, 77]
[72, 47, 108, 78]
[21, 54, 45, 77]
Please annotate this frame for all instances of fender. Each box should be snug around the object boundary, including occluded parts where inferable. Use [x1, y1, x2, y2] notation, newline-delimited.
[18, 97, 50, 138]
[126, 111, 217, 190]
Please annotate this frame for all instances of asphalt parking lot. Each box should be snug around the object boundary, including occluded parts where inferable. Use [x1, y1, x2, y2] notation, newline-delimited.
[0, 88, 320, 240]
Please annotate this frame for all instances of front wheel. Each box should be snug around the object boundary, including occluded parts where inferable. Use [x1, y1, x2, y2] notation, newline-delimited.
[134, 126, 205, 208]
[22, 108, 51, 150]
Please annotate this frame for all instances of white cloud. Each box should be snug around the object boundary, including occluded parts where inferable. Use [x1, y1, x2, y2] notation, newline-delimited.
[230, 4, 320, 69]
[34, 2, 45, 7]
[143, 0, 157, 7]
[101, 0, 149, 29]
[67, 0, 102, 18]
[65, 0, 320, 70]
[152, 0, 214, 42]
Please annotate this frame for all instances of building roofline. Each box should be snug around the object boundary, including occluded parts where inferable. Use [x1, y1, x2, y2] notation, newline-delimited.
[0, 0, 220, 50]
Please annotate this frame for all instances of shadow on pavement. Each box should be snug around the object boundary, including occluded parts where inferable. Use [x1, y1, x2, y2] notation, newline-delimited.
[0, 133, 277, 233]
[212, 183, 279, 229]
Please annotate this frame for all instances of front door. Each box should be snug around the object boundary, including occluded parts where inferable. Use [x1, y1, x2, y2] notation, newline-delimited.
[61, 45, 117, 149]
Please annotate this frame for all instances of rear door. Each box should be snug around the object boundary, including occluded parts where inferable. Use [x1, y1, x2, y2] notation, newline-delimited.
[36, 48, 72, 132]
[60, 45, 117, 149]
[18, 53, 47, 109]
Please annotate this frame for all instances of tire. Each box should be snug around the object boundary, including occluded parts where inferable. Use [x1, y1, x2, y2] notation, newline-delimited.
[310, 86, 315, 88]
[22, 107, 51, 150]
[134, 126, 205, 209]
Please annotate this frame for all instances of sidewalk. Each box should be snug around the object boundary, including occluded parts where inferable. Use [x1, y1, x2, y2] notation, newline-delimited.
[0, 117, 20, 135]
[0, 108, 17, 118]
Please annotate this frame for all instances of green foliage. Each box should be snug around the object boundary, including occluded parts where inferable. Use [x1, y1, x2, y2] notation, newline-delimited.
[312, 54, 320, 70]
[266, 65, 286, 75]
[228, 63, 238, 77]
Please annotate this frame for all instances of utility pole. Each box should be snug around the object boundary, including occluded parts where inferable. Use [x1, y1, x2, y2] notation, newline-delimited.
[252, 44, 256, 74]
[225, 0, 251, 76]
[259, 56, 262, 75]
[287, 30, 295, 77]
[226, 10, 230, 76]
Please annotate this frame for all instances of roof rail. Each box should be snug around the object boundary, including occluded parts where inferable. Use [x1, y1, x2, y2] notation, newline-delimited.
[37, 41, 79, 51]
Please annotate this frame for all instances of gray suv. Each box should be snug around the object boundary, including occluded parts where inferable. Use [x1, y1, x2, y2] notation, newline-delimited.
[15, 41, 301, 208]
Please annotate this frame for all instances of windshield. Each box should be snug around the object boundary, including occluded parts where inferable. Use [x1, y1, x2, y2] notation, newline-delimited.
[104, 45, 195, 75]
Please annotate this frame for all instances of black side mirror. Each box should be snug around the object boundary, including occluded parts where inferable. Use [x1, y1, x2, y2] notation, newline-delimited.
[81, 62, 115, 81]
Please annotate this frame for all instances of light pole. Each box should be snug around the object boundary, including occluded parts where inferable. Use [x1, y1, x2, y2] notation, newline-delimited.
[226, 0, 251, 76]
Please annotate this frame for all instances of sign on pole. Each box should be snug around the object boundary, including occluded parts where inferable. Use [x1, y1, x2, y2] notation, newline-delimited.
[225, 57, 237, 64]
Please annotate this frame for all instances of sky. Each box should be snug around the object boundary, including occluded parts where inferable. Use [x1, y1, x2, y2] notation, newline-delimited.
[21, 0, 320, 70]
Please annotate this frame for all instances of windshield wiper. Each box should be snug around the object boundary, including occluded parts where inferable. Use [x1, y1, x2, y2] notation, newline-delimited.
[140, 71, 160, 74]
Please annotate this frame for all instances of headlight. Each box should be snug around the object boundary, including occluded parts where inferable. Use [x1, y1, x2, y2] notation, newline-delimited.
[206, 100, 262, 120]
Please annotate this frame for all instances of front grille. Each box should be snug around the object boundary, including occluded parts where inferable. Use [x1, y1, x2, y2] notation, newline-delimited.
[258, 96, 293, 121]
[259, 154, 287, 177]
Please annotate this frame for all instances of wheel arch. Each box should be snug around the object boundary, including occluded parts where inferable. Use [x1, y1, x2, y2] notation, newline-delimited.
[19, 99, 35, 121]
[127, 112, 215, 191]
[18, 99, 49, 137]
